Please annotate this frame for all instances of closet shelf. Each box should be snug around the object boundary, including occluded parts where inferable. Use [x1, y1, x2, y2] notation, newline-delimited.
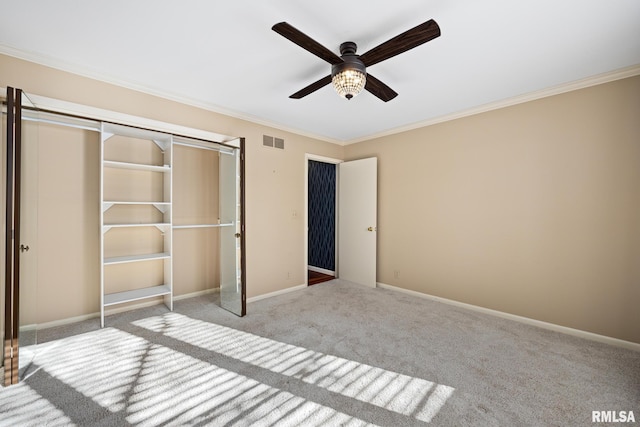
[103, 160, 170, 173]
[104, 285, 171, 306]
[104, 252, 171, 265]
[102, 201, 171, 213]
[173, 223, 233, 229]
[102, 200, 171, 214]
[103, 222, 171, 228]
[103, 201, 171, 205]
[100, 122, 174, 328]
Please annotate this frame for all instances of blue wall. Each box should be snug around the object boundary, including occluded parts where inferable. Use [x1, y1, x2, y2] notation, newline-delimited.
[308, 161, 336, 271]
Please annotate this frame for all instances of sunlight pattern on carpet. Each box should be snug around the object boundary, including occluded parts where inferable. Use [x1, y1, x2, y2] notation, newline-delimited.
[1, 313, 455, 425]
[134, 312, 455, 423]
[0, 328, 376, 426]
[0, 381, 72, 426]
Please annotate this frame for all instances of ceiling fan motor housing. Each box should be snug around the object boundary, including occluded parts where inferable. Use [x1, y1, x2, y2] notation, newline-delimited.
[332, 41, 366, 76]
[331, 42, 367, 99]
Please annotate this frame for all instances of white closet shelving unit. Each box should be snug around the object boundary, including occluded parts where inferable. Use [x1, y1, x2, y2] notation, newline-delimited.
[100, 123, 173, 327]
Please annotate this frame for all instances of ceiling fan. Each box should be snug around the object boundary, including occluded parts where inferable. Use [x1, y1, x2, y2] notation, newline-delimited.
[272, 19, 440, 102]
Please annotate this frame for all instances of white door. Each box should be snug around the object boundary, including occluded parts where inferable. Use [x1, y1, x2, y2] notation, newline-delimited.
[338, 157, 377, 287]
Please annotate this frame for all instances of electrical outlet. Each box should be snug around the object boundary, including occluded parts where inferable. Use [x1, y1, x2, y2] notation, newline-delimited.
[394, 270, 400, 279]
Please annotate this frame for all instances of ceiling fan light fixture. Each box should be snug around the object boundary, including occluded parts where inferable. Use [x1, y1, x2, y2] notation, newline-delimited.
[331, 46, 367, 100]
[332, 68, 366, 100]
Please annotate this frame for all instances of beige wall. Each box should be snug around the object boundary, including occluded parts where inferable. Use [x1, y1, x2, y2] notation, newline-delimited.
[0, 54, 344, 313]
[28, 122, 100, 324]
[173, 145, 220, 297]
[345, 75, 640, 343]
[2, 53, 639, 344]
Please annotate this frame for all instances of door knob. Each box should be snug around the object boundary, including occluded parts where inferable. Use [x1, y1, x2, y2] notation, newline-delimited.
[235, 233, 241, 238]
[367, 227, 376, 232]
[20, 244, 30, 252]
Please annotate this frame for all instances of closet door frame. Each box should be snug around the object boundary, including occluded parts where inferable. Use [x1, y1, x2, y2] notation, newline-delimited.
[239, 138, 246, 316]
[3, 87, 22, 386]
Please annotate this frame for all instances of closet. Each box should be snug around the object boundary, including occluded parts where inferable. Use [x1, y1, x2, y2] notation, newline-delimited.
[3, 87, 246, 384]
[98, 123, 245, 326]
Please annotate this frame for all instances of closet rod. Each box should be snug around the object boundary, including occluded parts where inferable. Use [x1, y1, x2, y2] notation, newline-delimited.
[4, 108, 238, 159]
[173, 223, 234, 229]
[22, 111, 100, 132]
[173, 139, 236, 155]
[2, 105, 100, 132]
[2, 100, 240, 150]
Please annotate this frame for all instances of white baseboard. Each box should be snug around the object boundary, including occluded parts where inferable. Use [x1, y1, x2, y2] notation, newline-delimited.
[247, 284, 307, 304]
[308, 265, 335, 276]
[32, 313, 100, 331]
[174, 288, 219, 301]
[35, 288, 220, 330]
[376, 282, 640, 352]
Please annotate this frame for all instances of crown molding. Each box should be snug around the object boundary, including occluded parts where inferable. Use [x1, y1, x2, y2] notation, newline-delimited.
[2, 44, 637, 147]
[0, 44, 343, 146]
[344, 63, 640, 145]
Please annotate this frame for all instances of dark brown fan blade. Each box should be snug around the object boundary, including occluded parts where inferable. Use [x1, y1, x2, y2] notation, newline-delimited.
[359, 19, 440, 67]
[272, 22, 343, 65]
[365, 74, 398, 102]
[290, 75, 332, 99]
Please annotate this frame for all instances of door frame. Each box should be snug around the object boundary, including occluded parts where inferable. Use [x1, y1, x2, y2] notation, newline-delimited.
[304, 154, 342, 285]
[3, 87, 22, 385]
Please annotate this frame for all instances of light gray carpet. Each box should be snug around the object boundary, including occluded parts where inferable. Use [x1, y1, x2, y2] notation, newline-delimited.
[1, 280, 638, 426]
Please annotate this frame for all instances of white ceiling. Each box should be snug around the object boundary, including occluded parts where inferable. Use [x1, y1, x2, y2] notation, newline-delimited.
[1, 0, 639, 144]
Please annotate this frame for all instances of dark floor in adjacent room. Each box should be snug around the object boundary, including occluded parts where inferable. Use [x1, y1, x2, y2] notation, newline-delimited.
[308, 270, 334, 285]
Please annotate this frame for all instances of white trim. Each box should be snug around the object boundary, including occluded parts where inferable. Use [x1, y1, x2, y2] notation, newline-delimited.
[376, 282, 640, 352]
[308, 265, 335, 276]
[4, 47, 638, 146]
[345, 64, 640, 145]
[30, 93, 236, 143]
[35, 288, 220, 330]
[305, 154, 344, 165]
[173, 288, 219, 301]
[247, 284, 307, 304]
[19, 324, 37, 332]
[35, 313, 98, 330]
[1, 86, 236, 143]
[0, 45, 342, 146]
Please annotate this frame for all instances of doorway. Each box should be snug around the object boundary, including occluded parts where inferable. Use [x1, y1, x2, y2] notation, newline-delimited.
[305, 155, 341, 285]
[305, 154, 378, 288]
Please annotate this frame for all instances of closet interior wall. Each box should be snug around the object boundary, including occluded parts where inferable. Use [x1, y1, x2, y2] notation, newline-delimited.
[172, 143, 220, 296]
[5, 116, 222, 327]
[8, 120, 101, 326]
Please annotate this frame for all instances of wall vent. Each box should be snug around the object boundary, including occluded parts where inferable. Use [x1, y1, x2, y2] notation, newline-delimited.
[263, 135, 285, 150]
